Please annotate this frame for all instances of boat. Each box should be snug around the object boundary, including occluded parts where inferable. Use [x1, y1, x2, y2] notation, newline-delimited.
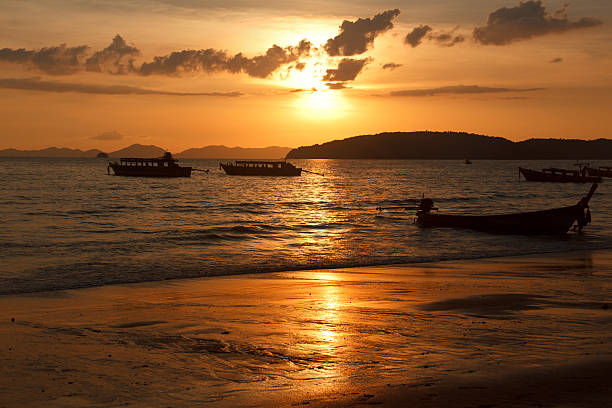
[220, 160, 302, 176]
[585, 166, 612, 178]
[378, 183, 597, 235]
[519, 167, 601, 183]
[464, 159, 472, 164]
[108, 152, 192, 177]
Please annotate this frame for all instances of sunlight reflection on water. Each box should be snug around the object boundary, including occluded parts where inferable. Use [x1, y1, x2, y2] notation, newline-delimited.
[1, 157, 612, 293]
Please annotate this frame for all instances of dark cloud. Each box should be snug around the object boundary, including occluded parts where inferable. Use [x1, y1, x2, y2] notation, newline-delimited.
[325, 9, 401, 56]
[382, 62, 402, 70]
[86, 35, 140, 74]
[549, 57, 563, 63]
[429, 30, 465, 47]
[474, 1, 603, 46]
[0, 77, 243, 96]
[0, 44, 89, 75]
[322, 58, 369, 82]
[139, 40, 311, 78]
[326, 82, 349, 90]
[404, 25, 432, 47]
[0, 37, 311, 79]
[390, 85, 544, 97]
[93, 130, 124, 141]
[404, 25, 464, 48]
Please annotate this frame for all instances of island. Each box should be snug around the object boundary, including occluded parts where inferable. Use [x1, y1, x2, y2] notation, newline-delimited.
[286, 131, 612, 160]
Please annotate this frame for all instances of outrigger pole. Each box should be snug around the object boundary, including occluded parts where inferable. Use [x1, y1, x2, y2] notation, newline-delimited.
[302, 169, 325, 176]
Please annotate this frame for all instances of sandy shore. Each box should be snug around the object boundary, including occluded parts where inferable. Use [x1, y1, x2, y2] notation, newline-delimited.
[1, 250, 612, 407]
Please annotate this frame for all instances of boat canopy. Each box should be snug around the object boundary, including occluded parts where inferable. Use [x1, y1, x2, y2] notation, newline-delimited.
[119, 152, 179, 167]
[542, 168, 580, 176]
[233, 160, 292, 168]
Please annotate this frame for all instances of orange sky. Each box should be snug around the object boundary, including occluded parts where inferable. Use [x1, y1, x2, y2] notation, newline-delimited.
[0, 0, 610, 151]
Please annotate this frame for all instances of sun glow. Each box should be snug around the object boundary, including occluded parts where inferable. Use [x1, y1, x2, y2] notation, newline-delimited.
[284, 61, 350, 118]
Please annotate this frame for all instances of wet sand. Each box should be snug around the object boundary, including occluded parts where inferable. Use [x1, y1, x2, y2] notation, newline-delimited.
[1, 250, 611, 407]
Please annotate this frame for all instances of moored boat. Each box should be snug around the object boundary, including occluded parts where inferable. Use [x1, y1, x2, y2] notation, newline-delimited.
[585, 166, 612, 178]
[378, 183, 597, 235]
[220, 160, 302, 176]
[108, 152, 191, 177]
[519, 167, 601, 183]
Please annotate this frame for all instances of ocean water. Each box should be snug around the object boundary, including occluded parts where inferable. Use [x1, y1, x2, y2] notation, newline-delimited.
[1, 157, 611, 295]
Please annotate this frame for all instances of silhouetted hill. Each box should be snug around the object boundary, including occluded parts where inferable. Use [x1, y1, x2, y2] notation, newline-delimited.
[286, 132, 612, 159]
[0, 147, 103, 157]
[108, 144, 166, 158]
[176, 145, 291, 159]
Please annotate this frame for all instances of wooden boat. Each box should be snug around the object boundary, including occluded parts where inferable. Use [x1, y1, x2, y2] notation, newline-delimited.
[378, 184, 597, 235]
[519, 167, 601, 183]
[585, 166, 612, 178]
[108, 152, 191, 177]
[220, 160, 302, 176]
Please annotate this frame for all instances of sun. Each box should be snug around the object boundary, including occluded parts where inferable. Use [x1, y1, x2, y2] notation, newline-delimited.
[286, 60, 328, 91]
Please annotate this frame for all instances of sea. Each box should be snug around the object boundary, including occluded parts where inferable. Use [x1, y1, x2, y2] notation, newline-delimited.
[1, 157, 611, 295]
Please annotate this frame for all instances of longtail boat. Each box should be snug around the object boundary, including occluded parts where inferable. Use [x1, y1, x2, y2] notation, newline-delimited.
[377, 184, 597, 235]
[220, 160, 302, 176]
[519, 167, 601, 183]
[585, 166, 612, 178]
[108, 152, 192, 177]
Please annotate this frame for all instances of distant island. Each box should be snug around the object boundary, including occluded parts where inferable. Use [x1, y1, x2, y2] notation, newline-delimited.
[6, 133, 612, 159]
[0, 144, 292, 159]
[286, 131, 612, 160]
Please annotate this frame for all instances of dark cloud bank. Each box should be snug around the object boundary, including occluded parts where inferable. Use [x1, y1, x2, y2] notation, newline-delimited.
[0, 35, 312, 79]
[473, 0, 602, 45]
[0, 77, 242, 96]
[390, 85, 543, 97]
[324, 9, 400, 56]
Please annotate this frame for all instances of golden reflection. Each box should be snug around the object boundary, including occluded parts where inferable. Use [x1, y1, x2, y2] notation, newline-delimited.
[313, 272, 342, 350]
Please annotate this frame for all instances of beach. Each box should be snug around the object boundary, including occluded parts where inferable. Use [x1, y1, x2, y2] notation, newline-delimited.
[1, 250, 611, 407]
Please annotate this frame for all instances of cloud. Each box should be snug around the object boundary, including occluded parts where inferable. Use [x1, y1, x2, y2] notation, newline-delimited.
[325, 9, 401, 56]
[0, 44, 89, 75]
[93, 130, 124, 141]
[549, 57, 563, 63]
[473, 1, 603, 45]
[382, 62, 402, 70]
[429, 29, 465, 47]
[326, 82, 349, 90]
[0, 36, 311, 79]
[0, 77, 243, 96]
[404, 25, 432, 47]
[86, 35, 140, 74]
[138, 40, 311, 78]
[390, 85, 544, 97]
[404, 25, 464, 48]
[322, 58, 369, 82]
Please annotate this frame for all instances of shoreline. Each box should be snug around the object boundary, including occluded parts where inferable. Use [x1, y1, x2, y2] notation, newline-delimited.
[4, 246, 612, 297]
[2, 249, 611, 407]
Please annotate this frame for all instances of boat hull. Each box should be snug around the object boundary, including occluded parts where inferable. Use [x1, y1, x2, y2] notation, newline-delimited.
[110, 164, 191, 177]
[585, 167, 612, 178]
[519, 167, 601, 183]
[417, 205, 585, 235]
[220, 164, 301, 176]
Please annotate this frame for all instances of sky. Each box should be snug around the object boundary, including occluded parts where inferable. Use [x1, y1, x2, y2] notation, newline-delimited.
[0, 0, 610, 151]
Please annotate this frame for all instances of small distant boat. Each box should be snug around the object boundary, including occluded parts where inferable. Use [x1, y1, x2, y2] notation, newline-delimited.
[519, 167, 601, 183]
[377, 183, 597, 235]
[464, 159, 472, 164]
[585, 166, 612, 178]
[220, 160, 302, 176]
[108, 152, 192, 177]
